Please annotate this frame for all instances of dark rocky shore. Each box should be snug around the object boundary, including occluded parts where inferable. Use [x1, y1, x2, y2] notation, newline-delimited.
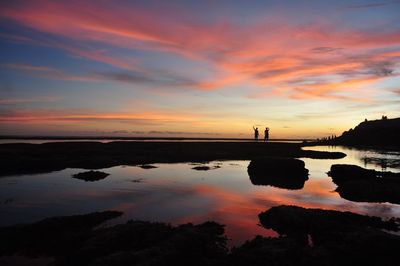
[1, 205, 399, 266]
[0, 141, 345, 176]
[328, 164, 400, 204]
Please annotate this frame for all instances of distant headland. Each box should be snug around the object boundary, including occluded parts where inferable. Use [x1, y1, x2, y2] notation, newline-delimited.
[315, 116, 400, 148]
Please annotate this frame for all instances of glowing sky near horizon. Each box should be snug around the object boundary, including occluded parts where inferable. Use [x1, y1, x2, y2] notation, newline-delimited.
[0, 0, 399, 138]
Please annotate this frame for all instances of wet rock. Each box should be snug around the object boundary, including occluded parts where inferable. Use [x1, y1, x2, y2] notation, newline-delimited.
[247, 157, 309, 189]
[192, 165, 221, 171]
[1, 207, 400, 266]
[328, 164, 400, 204]
[249, 205, 400, 266]
[0, 211, 122, 257]
[0, 212, 226, 266]
[259, 205, 399, 236]
[139, 164, 158, 169]
[72, 170, 110, 182]
[68, 221, 227, 266]
[329, 164, 400, 182]
[229, 235, 314, 266]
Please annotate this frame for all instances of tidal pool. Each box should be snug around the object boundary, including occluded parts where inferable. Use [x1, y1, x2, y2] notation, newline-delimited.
[1, 145, 400, 246]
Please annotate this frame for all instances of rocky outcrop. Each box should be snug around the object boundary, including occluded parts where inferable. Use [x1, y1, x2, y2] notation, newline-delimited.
[335, 117, 400, 147]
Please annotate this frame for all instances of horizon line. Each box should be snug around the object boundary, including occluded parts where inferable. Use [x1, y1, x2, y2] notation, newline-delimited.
[0, 135, 316, 141]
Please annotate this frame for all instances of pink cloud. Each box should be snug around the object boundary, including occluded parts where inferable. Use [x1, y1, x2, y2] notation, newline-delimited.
[1, 0, 399, 99]
[0, 108, 204, 125]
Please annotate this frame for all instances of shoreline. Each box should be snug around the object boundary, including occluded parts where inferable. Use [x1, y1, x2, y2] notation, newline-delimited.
[0, 136, 313, 141]
[0, 141, 345, 177]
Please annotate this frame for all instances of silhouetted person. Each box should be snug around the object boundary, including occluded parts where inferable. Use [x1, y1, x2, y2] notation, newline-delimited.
[264, 127, 269, 142]
[253, 126, 259, 141]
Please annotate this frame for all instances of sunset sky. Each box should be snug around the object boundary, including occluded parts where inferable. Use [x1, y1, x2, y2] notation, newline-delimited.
[1, 0, 399, 138]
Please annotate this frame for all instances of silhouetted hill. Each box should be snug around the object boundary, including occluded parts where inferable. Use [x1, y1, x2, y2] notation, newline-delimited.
[336, 117, 400, 148]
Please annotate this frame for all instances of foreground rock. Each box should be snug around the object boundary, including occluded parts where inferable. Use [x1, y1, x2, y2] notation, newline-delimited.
[1, 207, 400, 266]
[0, 142, 345, 176]
[0, 212, 227, 266]
[0, 211, 122, 257]
[247, 157, 309, 189]
[328, 164, 400, 204]
[243, 205, 400, 266]
[72, 170, 110, 182]
[259, 205, 399, 236]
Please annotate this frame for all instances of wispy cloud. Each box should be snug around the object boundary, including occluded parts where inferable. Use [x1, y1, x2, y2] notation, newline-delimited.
[1, 63, 209, 90]
[0, 0, 400, 102]
[346, 1, 398, 9]
[310, 47, 343, 53]
[0, 108, 203, 125]
[1, 63, 97, 82]
[0, 96, 60, 105]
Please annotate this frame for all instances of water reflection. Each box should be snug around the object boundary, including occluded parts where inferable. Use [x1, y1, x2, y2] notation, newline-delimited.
[302, 145, 400, 172]
[1, 146, 400, 246]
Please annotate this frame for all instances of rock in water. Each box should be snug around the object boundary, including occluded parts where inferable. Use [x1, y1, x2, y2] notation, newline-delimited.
[328, 164, 400, 204]
[72, 170, 110, 182]
[247, 157, 309, 189]
[139, 164, 158, 169]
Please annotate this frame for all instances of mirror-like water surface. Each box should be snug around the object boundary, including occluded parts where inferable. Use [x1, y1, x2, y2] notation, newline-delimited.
[1, 145, 400, 246]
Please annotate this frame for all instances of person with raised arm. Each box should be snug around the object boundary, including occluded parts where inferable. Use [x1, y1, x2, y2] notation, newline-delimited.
[253, 126, 259, 141]
[264, 127, 269, 142]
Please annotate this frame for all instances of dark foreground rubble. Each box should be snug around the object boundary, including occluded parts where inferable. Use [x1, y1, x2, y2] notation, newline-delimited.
[1, 205, 399, 266]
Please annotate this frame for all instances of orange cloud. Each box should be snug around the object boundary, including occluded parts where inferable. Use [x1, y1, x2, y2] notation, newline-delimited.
[288, 77, 382, 100]
[1, 0, 399, 99]
[0, 109, 203, 124]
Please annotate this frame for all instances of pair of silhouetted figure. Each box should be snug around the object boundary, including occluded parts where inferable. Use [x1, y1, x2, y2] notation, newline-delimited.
[253, 126, 269, 141]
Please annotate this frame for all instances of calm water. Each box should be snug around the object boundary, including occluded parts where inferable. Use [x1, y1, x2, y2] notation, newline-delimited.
[1, 145, 400, 246]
